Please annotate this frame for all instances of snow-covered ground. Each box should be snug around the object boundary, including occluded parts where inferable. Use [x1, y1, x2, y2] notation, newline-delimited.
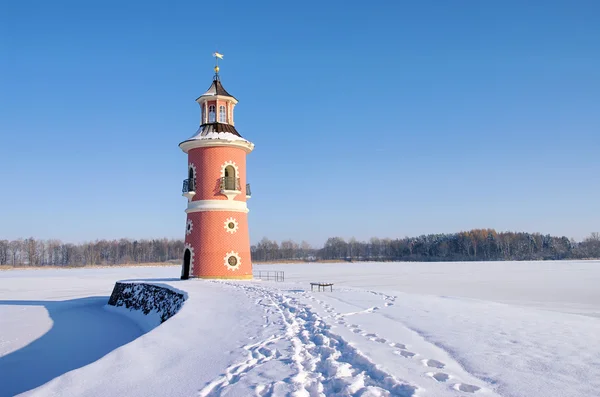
[1, 260, 599, 397]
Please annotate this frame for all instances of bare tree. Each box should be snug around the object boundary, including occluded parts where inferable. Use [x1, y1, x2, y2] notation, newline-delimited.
[24, 238, 38, 266]
[0, 240, 8, 265]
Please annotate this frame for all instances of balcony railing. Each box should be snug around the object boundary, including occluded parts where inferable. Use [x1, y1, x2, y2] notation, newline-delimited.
[220, 176, 241, 191]
[246, 183, 251, 197]
[182, 178, 196, 193]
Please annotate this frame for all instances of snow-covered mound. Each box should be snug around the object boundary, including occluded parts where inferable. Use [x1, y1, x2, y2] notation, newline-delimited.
[106, 281, 186, 331]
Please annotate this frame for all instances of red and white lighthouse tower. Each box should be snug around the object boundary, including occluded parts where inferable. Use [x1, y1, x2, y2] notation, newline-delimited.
[179, 54, 254, 280]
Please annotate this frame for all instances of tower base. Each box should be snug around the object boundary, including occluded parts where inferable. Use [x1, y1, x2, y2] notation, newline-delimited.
[189, 275, 254, 280]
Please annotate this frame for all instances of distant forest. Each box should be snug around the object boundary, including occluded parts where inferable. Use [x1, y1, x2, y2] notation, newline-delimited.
[1, 230, 599, 267]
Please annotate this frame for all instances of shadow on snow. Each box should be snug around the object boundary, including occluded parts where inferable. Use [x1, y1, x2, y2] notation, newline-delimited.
[0, 297, 144, 397]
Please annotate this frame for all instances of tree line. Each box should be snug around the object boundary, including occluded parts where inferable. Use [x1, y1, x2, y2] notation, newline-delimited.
[1, 230, 599, 267]
[251, 230, 600, 262]
[0, 238, 184, 267]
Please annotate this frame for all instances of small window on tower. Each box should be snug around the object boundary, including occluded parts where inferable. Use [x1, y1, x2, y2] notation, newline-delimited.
[224, 166, 236, 190]
[209, 105, 216, 123]
[219, 105, 226, 123]
[201, 105, 206, 123]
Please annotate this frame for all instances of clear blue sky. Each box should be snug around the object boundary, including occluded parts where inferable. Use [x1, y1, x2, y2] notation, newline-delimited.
[1, 1, 599, 246]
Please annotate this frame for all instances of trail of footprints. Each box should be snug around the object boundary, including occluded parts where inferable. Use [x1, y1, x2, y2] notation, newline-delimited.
[198, 334, 282, 397]
[201, 282, 417, 397]
[203, 282, 483, 395]
[306, 292, 482, 394]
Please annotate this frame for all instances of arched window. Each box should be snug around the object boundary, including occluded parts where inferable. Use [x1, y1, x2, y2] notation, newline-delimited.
[201, 105, 206, 123]
[224, 165, 236, 190]
[208, 105, 216, 123]
[219, 105, 226, 123]
[188, 166, 195, 191]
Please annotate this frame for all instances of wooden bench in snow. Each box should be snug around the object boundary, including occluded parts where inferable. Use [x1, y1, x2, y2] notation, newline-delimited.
[310, 282, 333, 292]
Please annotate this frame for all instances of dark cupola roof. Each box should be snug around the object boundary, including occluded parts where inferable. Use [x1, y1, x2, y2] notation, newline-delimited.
[181, 122, 248, 146]
[195, 122, 241, 138]
[196, 77, 237, 101]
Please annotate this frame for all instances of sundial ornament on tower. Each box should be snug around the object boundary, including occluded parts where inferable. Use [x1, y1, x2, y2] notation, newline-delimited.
[179, 53, 255, 280]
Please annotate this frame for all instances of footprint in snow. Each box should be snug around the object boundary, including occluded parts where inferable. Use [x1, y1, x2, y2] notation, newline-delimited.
[423, 359, 445, 369]
[427, 372, 449, 382]
[394, 350, 416, 358]
[361, 333, 387, 343]
[389, 342, 407, 349]
[257, 347, 278, 358]
[351, 328, 362, 334]
[254, 383, 273, 397]
[454, 383, 481, 393]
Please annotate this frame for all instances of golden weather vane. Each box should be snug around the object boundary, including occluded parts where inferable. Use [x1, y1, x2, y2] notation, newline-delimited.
[212, 51, 224, 74]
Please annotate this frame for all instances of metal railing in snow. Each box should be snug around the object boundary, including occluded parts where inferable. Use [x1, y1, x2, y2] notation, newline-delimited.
[253, 270, 285, 282]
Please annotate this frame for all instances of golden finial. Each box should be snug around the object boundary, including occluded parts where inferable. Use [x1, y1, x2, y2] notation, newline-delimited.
[212, 51, 223, 76]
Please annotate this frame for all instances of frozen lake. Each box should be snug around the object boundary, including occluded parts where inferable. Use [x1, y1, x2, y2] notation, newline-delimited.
[1, 260, 599, 397]
[257, 260, 600, 317]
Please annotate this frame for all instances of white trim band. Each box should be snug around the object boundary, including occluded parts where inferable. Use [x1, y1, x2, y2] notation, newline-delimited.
[186, 199, 249, 213]
[179, 139, 254, 154]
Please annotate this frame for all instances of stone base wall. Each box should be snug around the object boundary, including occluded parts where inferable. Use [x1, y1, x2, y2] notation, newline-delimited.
[107, 282, 186, 325]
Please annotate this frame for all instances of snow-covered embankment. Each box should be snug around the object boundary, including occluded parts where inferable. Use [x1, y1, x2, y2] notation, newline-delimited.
[106, 282, 186, 332]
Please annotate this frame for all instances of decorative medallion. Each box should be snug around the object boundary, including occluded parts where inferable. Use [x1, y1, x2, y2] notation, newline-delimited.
[224, 251, 241, 271]
[186, 219, 194, 235]
[224, 217, 239, 234]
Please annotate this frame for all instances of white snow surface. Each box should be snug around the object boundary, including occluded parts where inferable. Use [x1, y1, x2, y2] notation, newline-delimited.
[1, 260, 599, 397]
[187, 128, 248, 142]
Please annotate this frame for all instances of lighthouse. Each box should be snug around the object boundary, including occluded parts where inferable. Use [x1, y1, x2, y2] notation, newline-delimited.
[179, 53, 254, 280]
